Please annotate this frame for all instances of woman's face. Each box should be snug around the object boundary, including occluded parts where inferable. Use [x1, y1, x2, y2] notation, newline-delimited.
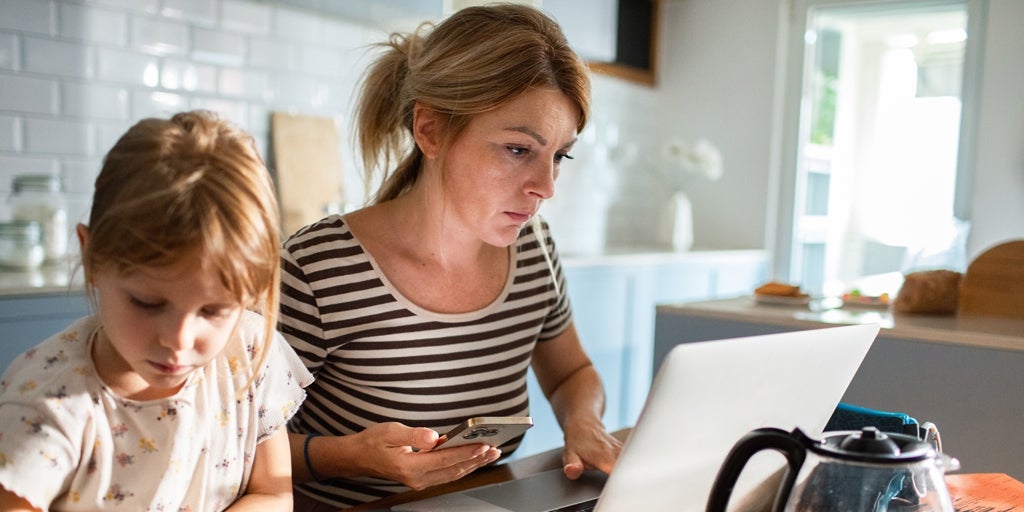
[89, 246, 243, 400]
[439, 87, 579, 247]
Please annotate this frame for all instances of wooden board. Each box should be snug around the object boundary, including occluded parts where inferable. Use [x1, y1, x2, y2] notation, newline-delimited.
[270, 112, 344, 236]
[958, 240, 1024, 319]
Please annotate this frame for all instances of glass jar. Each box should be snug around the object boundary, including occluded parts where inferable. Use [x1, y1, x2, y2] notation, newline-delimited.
[0, 220, 45, 269]
[10, 174, 68, 262]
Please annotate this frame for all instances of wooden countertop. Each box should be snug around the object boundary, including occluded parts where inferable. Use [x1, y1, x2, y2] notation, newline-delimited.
[657, 297, 1024, 352]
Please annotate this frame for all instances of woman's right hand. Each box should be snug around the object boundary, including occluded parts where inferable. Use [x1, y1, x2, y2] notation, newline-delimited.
[317, 422, 503, 490]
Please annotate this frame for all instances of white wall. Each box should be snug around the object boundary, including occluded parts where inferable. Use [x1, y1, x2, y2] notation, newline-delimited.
[651, 0, 781, 251]
[964, 0, 1024, 257]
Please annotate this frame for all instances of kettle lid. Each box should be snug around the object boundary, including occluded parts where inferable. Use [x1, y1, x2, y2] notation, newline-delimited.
[813, 427, 935, 463]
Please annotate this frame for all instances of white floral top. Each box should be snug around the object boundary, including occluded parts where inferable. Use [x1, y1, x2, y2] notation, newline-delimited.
[0, 311, 314, 511]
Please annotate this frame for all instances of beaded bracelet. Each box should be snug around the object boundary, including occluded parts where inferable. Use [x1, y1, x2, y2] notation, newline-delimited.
[304, 433, 325, 483]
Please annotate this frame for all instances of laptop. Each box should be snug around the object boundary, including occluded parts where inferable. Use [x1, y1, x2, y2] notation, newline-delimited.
[392, 323, 880, 512]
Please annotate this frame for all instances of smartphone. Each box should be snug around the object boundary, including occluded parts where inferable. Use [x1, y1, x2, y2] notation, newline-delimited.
[433, 416, 534, 450]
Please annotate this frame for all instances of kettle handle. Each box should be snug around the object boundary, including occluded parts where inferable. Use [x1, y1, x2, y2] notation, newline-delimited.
[706, 427, 810, 512]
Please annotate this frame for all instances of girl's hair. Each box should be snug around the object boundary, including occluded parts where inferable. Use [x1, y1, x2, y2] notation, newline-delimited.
[355, 3, 591, 204]
[82, 110, 281, 386]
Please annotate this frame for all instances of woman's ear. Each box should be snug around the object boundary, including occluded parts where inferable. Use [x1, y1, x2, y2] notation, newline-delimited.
[412, 102, 442, 159]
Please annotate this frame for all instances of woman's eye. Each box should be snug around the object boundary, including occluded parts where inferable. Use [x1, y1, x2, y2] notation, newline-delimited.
[555, 152, 574, 164]
[507, 146, 529, 157]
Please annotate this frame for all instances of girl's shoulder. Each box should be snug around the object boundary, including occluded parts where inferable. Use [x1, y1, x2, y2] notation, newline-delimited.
[1, 317, 101, 412]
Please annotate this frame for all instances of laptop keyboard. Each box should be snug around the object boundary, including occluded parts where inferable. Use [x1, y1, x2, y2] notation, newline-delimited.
[550, 498, 599, 512]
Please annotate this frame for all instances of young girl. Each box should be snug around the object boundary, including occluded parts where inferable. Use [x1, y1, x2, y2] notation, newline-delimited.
[0, 110, 313, 511]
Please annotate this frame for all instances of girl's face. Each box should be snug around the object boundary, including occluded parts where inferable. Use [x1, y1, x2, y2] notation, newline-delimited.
[439, 87, 579, 247]
[90, 248, 243, 401]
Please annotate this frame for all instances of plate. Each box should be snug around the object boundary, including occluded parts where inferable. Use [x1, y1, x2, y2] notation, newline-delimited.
[753, 293, 812, 306]
[840, 297, 891, 310]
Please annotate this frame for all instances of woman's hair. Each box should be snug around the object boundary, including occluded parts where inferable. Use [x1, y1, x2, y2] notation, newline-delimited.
[82, 110, 281, 385]
[355, 3, 591, 203]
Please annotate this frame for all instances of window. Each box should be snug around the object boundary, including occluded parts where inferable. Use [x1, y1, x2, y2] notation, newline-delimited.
[776, 0, 984, 297]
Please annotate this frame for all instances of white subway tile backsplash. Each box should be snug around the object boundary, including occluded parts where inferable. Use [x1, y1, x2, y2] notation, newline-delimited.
[62, 82, 129, 120]
[322, 18, 376, 50]
[95, 46, 160, 85]
[25, 117, 95, 155]
[222, 0, 272, 35]
[160, 0, 217, 27]
[297, 44, 346, 77]
[160, 59, 217, 93]
[94, 120, 132, 155]
[321, 78, 358, 110]
[273, 74, 326, 109]
[247, 38, 296, 71]
[58, 3, 128, 46]
[0, 32, 18, 70]
[0, 156, 59, 195]
[23, 36, 94, 78]
[0, 0, 54, 35]
[189, 97, 248, 127]
[59, 158, 102, 195]
[247, 104, 270, 134]
[0, 116, 20, 152]
[192, 27, 245, 66]
[130, 90, 188, 120]
[218, 67, 271, 100]
[1, 0, 671, 226]
[130, 16, 188, 56]
[0, 74, 59, 114]
[93, 0, 159, 14]
[274, 7, 321, 43]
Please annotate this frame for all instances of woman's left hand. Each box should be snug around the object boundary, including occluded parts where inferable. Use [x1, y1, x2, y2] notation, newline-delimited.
[560, 418, 622, 479]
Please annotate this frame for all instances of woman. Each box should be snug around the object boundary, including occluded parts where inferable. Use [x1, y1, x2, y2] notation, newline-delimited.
[280, 4, 621, 509]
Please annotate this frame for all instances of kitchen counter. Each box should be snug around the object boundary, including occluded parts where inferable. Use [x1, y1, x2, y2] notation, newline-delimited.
[658, 296, 1024, 352]
[561, 247, 769, 267]
[653, 296, 1024, 480]
[0, 248, 769, 298]
[0, 263, 83, 297]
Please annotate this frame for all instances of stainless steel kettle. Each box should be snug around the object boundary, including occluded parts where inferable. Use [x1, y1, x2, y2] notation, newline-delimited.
[706, 426, 960, 512]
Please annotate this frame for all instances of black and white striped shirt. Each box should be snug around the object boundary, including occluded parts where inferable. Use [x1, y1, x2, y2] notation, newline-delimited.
[280, 214, 572, 508]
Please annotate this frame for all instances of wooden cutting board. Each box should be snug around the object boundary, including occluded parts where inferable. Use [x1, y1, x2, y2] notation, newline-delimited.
[270, 112, 345, 236]
[958, 239, 1024, 319]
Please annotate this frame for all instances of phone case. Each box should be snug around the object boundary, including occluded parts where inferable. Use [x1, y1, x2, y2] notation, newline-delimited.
[433, 416, 534, 449]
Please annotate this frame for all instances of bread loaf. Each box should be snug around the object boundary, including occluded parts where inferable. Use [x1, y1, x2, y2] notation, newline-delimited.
[754, 281, 805, 297]
[893, 269, 962, 315]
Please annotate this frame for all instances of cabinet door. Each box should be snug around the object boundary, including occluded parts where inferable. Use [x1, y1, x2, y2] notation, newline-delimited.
[0, 293, 90, 372]
[517, 265, 632, 458]
[624, 262, 715, 424]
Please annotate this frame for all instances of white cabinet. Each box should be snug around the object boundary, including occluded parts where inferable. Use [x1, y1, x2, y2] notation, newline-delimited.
[516, 250, 770, 458]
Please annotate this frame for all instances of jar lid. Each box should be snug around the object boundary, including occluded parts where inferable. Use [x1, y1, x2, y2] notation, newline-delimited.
[12, 174, 63, 193]
[0, 219, 42, 240]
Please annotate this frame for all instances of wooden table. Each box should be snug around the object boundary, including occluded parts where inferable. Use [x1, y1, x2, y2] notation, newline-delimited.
[344, 428, 1023, 511]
